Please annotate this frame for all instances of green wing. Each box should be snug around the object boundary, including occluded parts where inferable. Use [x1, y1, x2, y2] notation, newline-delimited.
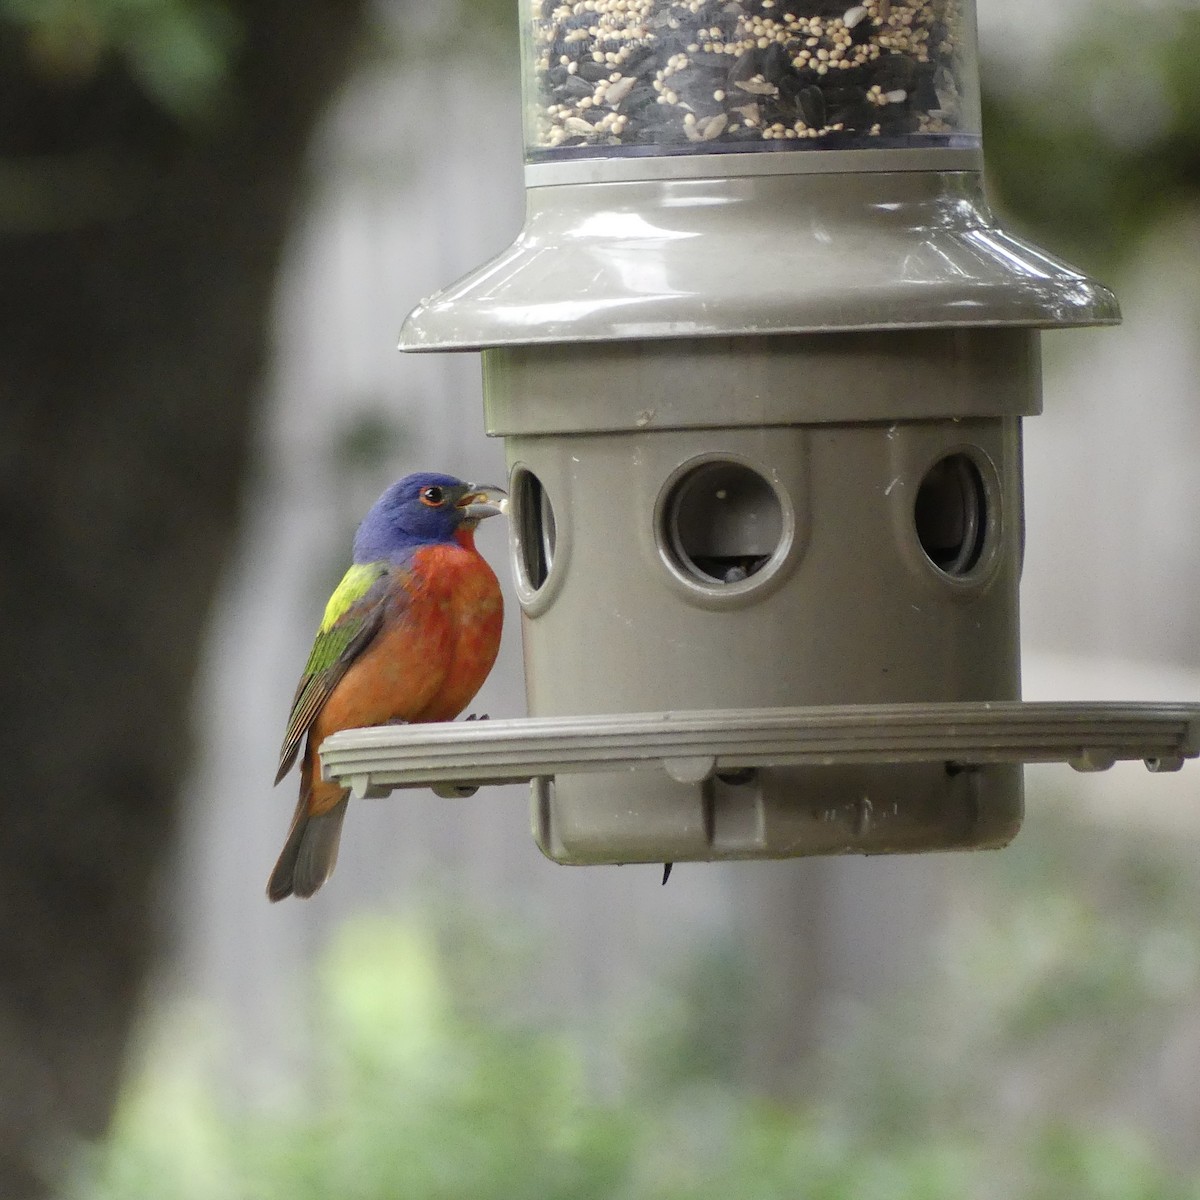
[274, 561, 391, 784]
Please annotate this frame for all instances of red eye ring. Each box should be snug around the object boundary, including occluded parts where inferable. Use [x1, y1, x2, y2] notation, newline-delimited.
[420, 486, 447, 507]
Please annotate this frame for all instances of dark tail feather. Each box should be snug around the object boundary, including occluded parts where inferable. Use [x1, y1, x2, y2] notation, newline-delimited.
[267, 791, 349, 902]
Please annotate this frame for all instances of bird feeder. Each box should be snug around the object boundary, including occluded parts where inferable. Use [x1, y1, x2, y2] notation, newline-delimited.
[320, 0, 1200, 863]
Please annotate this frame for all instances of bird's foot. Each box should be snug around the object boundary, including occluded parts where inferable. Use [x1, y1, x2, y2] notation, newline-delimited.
[465, 712, 490, 721]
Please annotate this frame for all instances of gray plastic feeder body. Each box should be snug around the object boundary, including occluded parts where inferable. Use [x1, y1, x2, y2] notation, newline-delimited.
[383, 15, 1143, 864]
[493, 332, 1028, 860]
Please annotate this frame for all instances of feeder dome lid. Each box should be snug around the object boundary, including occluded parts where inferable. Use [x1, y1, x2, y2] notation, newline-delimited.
[400, 161, 1119, 352]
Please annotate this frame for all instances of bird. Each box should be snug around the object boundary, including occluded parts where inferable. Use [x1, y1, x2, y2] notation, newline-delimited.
[267, 472, 506, 901]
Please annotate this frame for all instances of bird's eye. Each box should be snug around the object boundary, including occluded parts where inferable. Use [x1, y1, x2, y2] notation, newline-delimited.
[420, 486, 446, 507]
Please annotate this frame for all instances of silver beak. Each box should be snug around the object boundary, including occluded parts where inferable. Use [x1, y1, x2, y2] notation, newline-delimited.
[456, 483, 508, 524]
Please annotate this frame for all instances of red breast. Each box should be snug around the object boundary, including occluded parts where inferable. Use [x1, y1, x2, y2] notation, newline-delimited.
[305, 539, 502, 814]
[405, 539, 503, 721]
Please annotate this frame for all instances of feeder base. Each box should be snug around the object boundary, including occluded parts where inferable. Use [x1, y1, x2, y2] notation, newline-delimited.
[532, 760, 1022, 863]
[318, 702, 1200, 864]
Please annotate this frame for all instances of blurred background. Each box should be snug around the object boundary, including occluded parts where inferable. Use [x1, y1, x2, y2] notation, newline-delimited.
[2, 0, 1199, 1196]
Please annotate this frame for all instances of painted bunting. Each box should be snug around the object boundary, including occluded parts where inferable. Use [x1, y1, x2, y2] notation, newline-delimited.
[267, 472, 506, 901]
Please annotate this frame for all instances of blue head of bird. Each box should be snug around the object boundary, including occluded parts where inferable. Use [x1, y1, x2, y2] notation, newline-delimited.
[353, 472, 506, 562]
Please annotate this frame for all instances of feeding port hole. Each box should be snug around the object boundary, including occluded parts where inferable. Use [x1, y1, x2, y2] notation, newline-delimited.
[512, 467, 557, 591]
[660, 460, 784, 586]
[913, 453, 988, 577]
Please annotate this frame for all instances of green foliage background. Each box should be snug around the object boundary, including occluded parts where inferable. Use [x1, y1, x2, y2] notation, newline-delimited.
[983, 4, 1200, 274]
[70, 807, 1200, 1200]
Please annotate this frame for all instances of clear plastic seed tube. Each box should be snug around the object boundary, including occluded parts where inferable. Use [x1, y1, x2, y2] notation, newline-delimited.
[523, 0, 980, 159]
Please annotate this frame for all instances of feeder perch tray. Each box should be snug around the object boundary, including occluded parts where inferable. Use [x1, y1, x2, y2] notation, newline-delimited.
[322, 701, 1200, 799]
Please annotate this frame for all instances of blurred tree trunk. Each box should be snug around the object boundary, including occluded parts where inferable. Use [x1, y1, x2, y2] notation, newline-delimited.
[0, 3, 366, 1194]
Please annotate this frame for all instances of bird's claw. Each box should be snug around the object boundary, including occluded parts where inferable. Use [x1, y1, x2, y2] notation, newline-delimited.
[465, 712, 489, 721]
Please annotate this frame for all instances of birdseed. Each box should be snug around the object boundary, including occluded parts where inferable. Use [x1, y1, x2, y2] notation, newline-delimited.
[525, 0, 975, 158]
